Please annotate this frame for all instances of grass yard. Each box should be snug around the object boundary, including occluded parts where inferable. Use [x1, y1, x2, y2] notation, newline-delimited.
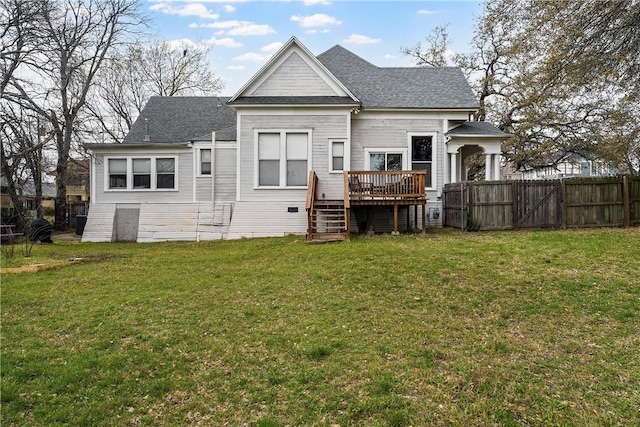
[1, 228, 639, 426]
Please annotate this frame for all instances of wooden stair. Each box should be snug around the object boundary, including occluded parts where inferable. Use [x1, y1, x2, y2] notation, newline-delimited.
[307, 199, 349, 243]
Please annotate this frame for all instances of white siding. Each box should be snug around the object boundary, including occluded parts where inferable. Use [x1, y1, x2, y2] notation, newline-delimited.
[351, 112, 445, 190]
[81, 203, 116, 242]
[214, 146, 237, 202]
[237, 112, 349, 202]
[196, 178, 212, 201]
[135, 202, 233, 242]
[250, 52, 336, 97]
[227, 201, 307, 239]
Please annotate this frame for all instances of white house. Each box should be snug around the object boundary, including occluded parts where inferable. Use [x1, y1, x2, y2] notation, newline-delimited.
[83, 37, 510, 242]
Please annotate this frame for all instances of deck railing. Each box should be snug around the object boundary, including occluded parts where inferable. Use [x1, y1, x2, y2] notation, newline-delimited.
[345, 170, 427, 201]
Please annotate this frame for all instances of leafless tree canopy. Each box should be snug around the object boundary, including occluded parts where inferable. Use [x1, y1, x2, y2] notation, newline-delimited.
[404, 0, 640, 174]
[88, 41, 224, 143]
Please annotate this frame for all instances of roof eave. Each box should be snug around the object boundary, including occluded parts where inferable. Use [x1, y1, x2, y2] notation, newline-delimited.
[85, 142, 192, 149]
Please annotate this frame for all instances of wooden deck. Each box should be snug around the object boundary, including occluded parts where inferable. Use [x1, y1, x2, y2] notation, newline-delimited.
[306, 170, 427, 241]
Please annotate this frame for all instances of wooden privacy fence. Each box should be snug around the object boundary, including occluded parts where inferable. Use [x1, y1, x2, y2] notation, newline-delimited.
[443, 176, 640, 230]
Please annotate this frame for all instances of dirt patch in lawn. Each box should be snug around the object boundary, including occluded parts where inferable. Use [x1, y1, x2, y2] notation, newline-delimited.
[1, 253, 119, 274]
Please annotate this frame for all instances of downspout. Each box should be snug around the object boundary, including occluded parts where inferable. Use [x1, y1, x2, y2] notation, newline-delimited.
[211, 132, 216, 204]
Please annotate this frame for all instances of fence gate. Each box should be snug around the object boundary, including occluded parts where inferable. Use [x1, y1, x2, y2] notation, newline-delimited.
[442, 183, 467, 229]
[514, 180, 562, 228]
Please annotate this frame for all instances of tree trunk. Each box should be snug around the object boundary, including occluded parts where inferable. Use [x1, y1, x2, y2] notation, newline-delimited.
[53, 129, 70, 229]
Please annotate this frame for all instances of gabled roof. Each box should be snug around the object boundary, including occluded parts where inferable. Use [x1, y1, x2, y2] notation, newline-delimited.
[229, 36, 359, 106]
[446, 121, 511, 137]
[317, 45, 479, 110]
[123, 96, 236, 144]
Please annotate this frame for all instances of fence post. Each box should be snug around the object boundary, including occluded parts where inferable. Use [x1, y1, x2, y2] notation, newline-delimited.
[511, 181, 518, 229]
[460, 183, 465, 230]
[560, 179, 567, 229]
[623, 175, 630, 228]
[467, 182, 474, 230]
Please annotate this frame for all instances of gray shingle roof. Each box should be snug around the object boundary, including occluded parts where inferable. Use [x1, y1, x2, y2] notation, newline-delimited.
[123, 96, 236, 144]
[447, 121, 511, 137]
[317, 45, 479, 110]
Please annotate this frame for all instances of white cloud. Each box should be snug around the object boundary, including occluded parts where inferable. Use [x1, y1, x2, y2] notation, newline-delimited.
[227, 65, 245, 70]
[384, 53, 396, 60]
[193, 20, 241, 29]
[206, 36, 242, 48]
[290, 13, 341, 28]
[303, 0, 331, 5]
[233, 52, 272, 61]
[150, 3, 219, 20]
[227, 23, 276, 36]
[305, 29, 330, 34]
[223, 5, 235, 12]
[417, 10, 436, 15]
[343, 34, 382, 45]
[189, 20, 275, 36]
[261, 42, 283, 52]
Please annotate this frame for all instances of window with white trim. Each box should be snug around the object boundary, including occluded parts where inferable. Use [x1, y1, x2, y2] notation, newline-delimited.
[106, 156, 177, 191]
[108, 159, 127, 189]
[156, 158, 175, 188]
[364, 148, 407, 171]
[133, 158, 151, 189]
[409, 133, 437, 189]
[330, 141, 345, 172]
[199, 149, 212, 175]
[256, 130, 310, 187]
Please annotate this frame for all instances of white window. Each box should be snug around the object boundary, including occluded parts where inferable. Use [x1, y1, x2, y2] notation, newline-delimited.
[156, 158, 175, 189]
[330, 141, 345, 172]
[105, 156, 177, 191]
[108, 159, 127, 189]
[409, 133, 437, 189]
[132, 158, 151, 189]
[286, 133, 308, 186]
[364, 148, 408, 171]
[199, 149, 212, 175]
[256, 130, 310, 188]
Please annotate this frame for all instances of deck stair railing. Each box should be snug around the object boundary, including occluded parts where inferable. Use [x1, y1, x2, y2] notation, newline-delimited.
[306, 170, 349, 242]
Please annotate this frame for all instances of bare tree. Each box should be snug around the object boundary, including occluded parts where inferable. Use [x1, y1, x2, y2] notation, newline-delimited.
[88, 41, 224, 143]
[4, 0, 146, 227]
[402, 25, 451, 68]
[0, 0, 45, 97]
[0, 102, 55, 226]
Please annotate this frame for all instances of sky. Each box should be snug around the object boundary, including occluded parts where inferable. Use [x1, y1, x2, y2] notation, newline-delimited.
[145, 0, 485, 94]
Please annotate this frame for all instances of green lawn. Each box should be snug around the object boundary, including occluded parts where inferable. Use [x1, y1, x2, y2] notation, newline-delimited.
[1, 229, 639, 426]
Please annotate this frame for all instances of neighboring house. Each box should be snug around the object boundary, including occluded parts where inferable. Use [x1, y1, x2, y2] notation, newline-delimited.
[517, 156, 616, 180]
[49, 159, 91, 203]
[1, 176, 56, 219]
[83, 37, 510, 242]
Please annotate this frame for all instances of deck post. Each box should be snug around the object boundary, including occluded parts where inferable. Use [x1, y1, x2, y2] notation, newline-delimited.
[422, 202, 426, 233]
[392, 203, 399, 235]
[367, 208, 374, 235]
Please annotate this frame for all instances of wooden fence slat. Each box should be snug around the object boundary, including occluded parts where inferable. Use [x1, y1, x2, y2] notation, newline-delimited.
[443, 176, 637, 230]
